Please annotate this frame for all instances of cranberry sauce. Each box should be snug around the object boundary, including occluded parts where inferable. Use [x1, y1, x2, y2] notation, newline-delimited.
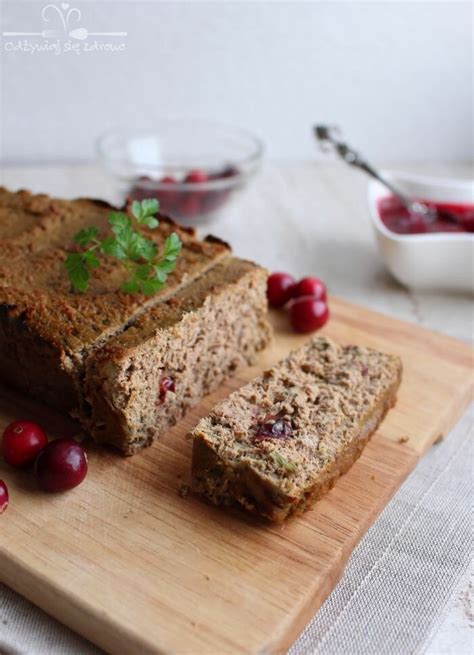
[377, 196, 474, 235]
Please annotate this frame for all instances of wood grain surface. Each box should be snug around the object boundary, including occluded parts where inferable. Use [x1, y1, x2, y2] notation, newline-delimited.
[0, 299, 472, 655]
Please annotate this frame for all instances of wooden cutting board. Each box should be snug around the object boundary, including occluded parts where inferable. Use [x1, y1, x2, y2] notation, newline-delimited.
[0, 298, 472, 655]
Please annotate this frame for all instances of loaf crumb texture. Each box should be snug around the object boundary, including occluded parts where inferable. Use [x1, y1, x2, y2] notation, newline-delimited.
[191, 336, 402, 520]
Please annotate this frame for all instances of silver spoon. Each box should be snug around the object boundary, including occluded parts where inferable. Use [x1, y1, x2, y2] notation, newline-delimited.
[314, 125, 455, 224]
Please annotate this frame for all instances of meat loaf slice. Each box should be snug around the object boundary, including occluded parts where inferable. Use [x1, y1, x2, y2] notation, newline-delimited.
[191, 336, 402, 521]
[80, 258, 271, 454]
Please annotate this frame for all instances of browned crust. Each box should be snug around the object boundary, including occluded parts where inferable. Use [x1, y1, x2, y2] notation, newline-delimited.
[0, 188, 233, 411]
[204, 234, 232, 250]
[191, 365, 402, 522]
[0, 187, 231, 353]
[76, 197, 118, 210]
[159, 214, 196, 236]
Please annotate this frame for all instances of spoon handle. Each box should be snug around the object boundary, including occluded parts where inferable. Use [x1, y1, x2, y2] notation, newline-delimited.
[314, 125, 414, 208]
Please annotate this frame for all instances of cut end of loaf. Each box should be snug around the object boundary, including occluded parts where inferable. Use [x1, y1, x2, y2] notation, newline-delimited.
[79, 258, 272, 454]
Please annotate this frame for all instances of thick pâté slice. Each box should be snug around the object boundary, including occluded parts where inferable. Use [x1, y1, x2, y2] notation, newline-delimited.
[0, 188, 271, 454]
[81, 257, 271, 453]
[191, 336, 402, 521]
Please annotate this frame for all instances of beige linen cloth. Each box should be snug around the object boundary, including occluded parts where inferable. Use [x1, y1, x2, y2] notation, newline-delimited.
[1, 406, 472, 655]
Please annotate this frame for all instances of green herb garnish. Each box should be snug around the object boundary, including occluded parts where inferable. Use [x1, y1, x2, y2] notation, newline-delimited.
[270, 451, 297, 473]
[65, 198, 182, 295]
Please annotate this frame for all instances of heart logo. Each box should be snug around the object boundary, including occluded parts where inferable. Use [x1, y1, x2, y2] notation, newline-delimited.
[61, 3, 70, 10]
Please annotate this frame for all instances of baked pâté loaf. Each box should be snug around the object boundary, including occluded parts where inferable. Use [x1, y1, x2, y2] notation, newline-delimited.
[0, 187, 271, 454]
[191, 336, 402, 521]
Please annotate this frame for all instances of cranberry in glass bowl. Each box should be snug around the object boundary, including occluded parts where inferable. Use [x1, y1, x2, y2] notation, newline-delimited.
[97, 121, 263, 226]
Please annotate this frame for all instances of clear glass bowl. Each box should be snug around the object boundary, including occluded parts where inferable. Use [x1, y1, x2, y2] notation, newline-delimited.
[97, 120, 263, 225]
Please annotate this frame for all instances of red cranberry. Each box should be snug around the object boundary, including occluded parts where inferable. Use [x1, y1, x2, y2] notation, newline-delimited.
[267, 272, 296, 308]
[157, 175, 178, 214]
[130, 177, 157, 202]
[200, 166, 238, 213]
[159, 376, 175, 402]
[0, 480, 9, 514]
[289, 296, 329, 333]
[458, 209, 474, 232]
[34, 439, 88, 493]
[254, 418, 292, 441]
[2, 420, 48, 468]
[201, 189, 229, 213]
[179, 193, 202, 218]
[293, 277, 327, 301]
[185, 169, 209, 184]
[211, 165, 239, 180]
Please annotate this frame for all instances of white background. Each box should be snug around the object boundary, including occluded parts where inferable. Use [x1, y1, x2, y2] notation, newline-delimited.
[0, 0, 472, 164]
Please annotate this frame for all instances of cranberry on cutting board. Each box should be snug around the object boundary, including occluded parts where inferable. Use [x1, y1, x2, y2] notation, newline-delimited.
[34, 439, 88, 493]
[293, 277, 327, 301]
[267, 272, 296, 308]
[2, 420, 48, 468]
[289, 296, 330, 333]
[0, 480, 9, 514]
[267, 270, 330, 333]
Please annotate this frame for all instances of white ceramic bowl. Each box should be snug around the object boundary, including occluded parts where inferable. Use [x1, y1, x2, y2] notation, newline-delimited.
[368, 172, 474, 291]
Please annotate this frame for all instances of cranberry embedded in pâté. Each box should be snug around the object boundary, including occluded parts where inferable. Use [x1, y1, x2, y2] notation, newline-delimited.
[293, 276, 327, 301]
[159, 376, 176, 402]
[267, 272, 296, 308]
[0, 480, 9, 514]
[289, 296, 329, 333]
[34, 439, 88, 493]
[254, 417, 293, 441]
[1, 420, 48, 468]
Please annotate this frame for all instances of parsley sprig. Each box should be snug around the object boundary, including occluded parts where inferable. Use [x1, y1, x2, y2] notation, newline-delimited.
[65, 199, 182, 295]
